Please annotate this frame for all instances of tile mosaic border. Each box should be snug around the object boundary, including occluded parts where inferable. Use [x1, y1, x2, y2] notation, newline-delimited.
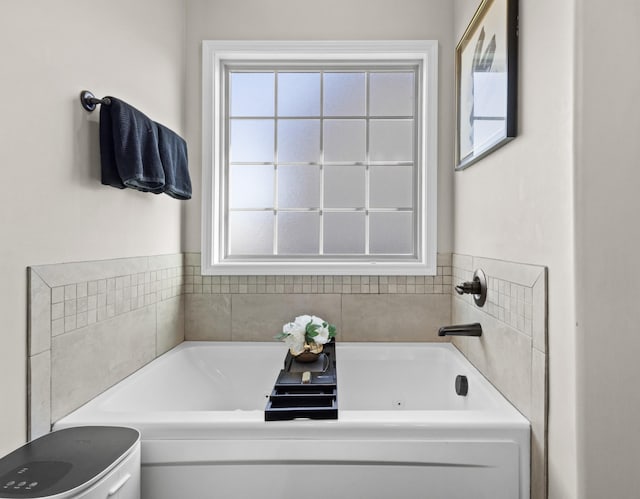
[181, 273, 454, 295]
[183, 252, 453, 295]
[452, 254, 546, 352]
[50, 267, 184, 336]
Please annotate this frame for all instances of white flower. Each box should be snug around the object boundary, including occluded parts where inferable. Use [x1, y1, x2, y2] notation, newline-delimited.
[282, 320, 304, 337]
[277, 314, 336, 351]
[310, 315, 331, 344]
[281, 321, 305, 354]
[294, 315, 313, 328]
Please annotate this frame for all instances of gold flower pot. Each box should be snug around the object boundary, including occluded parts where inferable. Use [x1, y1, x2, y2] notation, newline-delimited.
[291, 342, 323, 363]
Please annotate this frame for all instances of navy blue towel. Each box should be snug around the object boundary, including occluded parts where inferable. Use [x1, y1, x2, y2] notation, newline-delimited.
[98, 99, 125, 189]
[99, 97, 164, 193]
[156, 123, 192, 200]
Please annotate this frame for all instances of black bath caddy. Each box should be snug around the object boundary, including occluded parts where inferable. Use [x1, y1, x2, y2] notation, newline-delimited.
[265, 341, 338, 421]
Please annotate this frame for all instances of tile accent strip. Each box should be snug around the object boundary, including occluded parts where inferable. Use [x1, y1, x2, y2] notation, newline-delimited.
[183, 252, 452, 295]
[50, 266, 185, 336]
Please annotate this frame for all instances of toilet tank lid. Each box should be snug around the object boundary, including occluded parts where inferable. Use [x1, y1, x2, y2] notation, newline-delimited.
[0, 426, 139, 498]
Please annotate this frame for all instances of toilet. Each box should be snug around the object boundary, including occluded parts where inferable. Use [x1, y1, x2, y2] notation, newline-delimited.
[0, 427, 140, 499]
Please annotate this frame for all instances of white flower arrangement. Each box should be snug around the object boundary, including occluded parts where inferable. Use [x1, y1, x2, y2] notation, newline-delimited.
[275, 314, 337, 355]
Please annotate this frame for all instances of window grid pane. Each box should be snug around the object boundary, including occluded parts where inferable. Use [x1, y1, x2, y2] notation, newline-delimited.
[226, 68, 417, 258]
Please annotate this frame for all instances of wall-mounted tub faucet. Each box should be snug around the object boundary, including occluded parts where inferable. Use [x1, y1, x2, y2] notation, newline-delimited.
[438, 323, 483, 337]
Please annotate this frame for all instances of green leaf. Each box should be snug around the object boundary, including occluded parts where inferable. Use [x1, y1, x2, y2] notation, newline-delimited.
[274, 332, 288, 341]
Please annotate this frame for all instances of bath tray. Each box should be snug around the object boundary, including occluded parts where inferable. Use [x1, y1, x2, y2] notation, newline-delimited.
[265, 341, 338, 421]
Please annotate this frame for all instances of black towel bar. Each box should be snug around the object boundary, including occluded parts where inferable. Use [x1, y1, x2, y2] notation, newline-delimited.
[80, 90, 111, 112]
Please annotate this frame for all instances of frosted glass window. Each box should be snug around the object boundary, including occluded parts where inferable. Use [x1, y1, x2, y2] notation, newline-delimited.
[278, 213, 320, 254]
[370, 212, 413, 254]
[369, 72, 415, 117]
[370, 165, 413, 208]
[323, 212, 366, 254]
[203, 40, 437, 274]
[278, 73, 321, 117]
[324, 120, 366, 163]
[228, 211, 274, 255]
[230, 120, 274, 163]
[323, 73, 366, 116]
[230, 73, 275, 117]
[324, 165, 366, 208]
[278, 119, 320, 163]
[278, 165, 320, 208]
[229, 165, 274, 209]
[369, 120, 413, 162]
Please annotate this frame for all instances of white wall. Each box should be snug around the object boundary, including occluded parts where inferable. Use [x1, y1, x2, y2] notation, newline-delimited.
[453, 1, 577, 498]
[575, 1, 640, 497]
[0, 0, 186, 455]
[183, 0, 455, 254]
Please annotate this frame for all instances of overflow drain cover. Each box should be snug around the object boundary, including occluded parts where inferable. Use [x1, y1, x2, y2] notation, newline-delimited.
[455, 375, 469, 396]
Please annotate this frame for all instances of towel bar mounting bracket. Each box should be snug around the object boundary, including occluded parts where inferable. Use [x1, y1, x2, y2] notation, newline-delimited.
[80, 90, 111, 112]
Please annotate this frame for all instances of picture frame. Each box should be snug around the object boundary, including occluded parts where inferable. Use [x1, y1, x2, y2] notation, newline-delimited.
[455, 0, 519, 170]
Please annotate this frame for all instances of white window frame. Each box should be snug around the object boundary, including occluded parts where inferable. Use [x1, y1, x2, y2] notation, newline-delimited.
[202, 40, 438, 275]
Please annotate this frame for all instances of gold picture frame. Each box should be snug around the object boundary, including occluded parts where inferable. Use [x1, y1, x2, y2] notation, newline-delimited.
[455, 0, 519, 170]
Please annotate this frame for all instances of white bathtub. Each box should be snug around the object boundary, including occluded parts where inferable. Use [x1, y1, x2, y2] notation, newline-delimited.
[55, 342, 530, 499]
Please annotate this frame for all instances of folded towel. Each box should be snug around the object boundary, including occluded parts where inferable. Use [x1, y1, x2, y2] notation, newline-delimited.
[99, 97, 165, 193]
[98, 99, 125, 189]
[156, 123, 192, 200]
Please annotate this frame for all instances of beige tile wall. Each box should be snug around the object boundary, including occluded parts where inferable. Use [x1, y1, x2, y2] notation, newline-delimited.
[181, 252, 453, 342]
[28, 251, 545, 498]
[28, 252, 454, 437]
[451, 254, 548, 499]
[28, 255, 186, 439]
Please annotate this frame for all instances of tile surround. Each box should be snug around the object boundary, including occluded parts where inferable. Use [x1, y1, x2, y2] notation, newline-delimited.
[50, 305, 157, 421]
[29, 251, 454, 438]
[451, 253, 548, 499]
[28, 250, 546, 497]
[28, 254, 186, 439]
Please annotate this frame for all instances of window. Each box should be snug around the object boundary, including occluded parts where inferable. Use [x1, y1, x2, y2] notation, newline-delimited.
[202, 41, 437, 275]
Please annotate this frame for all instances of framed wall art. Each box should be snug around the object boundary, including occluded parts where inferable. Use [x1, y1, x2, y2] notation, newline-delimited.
[455, 0, 519, 170]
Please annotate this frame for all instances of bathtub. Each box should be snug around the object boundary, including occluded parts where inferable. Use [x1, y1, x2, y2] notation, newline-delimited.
[54, 342, 530, 499]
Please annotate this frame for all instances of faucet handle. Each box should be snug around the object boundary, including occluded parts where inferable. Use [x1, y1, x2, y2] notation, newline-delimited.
[455, 281, 481, 295]
[454, 269, 487, 307]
